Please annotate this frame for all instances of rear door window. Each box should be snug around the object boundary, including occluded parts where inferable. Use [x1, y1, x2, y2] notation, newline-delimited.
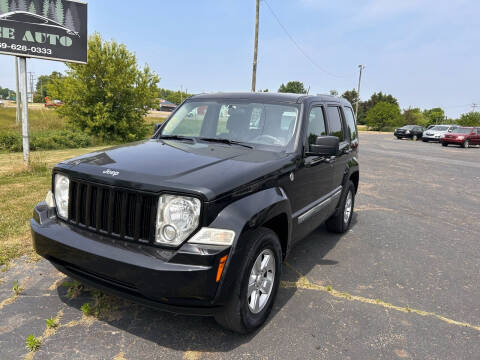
[307, 107, 327, 145]
[326, 106, 345, 142]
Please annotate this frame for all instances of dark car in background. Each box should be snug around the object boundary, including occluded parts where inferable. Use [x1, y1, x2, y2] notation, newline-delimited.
[441, 127, 480, 148]
[394, 125, 425, 141]
[31, 93, 359, 333]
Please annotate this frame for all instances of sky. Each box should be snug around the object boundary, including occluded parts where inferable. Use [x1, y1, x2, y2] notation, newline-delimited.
[1, 0, 479, 118]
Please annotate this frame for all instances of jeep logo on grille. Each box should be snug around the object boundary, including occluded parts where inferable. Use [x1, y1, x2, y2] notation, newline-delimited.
[103, 169, 119, 177]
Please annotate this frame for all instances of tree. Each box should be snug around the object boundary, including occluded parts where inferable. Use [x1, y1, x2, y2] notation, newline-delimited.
[55, 0, 63, 24]
[158, 88, 192, 105]
[423, 107, 445, 125]
[48, 34, 160, 142]
[28, 0, 36, 13]
[9, 0, 17, 11]
[365, 101, 402, 131]
[48, 0, 55, 19]
[341, 89, 359, 107]
[357, 92, 399, 124]
[457, 112, 480, 126]
[329, 90, 338, 96]
[17, 0, 26, 10]
[0, 0, 9, 13]
[0, 86, 14, 99]
[402, 107, 425, 126]
[34, 71, 63, 102]
[64, 7, 75, 31]
[42, 0, 48, 16]
[278, 81, 307, 94]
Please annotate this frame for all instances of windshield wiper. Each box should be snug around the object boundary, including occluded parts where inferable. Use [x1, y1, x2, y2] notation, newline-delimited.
[158, 135, 195, 142]
[198, 137, 253, 149]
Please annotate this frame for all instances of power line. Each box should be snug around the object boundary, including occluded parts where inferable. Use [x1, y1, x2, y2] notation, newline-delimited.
[262, 0, 354, 79]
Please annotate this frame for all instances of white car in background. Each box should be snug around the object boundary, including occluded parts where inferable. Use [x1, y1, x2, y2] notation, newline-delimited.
[422, 125, 458, 142]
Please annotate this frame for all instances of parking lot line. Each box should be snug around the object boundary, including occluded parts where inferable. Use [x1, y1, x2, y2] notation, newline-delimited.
[281, 263, 480, 332]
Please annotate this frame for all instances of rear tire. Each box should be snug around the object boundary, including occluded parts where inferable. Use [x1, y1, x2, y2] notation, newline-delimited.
[462, 140, 469, 148]
[442, 142, 448, 147]
[326, 181, 355, 234]
[413, 135, 418, 141]
[214, 227, 282, 334]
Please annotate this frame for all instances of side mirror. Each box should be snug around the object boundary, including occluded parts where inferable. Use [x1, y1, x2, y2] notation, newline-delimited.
[154, 123, 162, 134]
[308, 136, 339, 156]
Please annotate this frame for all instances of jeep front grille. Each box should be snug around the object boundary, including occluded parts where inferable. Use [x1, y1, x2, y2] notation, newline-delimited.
[67, 179, 157, 243]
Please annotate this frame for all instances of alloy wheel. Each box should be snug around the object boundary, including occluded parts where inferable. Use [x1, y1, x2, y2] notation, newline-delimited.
[344, 191, 353, 224]
[247, 249, 276, 314]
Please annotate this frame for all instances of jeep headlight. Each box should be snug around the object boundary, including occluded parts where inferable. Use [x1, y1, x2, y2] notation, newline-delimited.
[54, 174, 70, 219]
[155, 195, 201, 246]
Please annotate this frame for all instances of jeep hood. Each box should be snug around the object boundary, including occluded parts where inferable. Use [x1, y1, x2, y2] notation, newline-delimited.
[55, 140, 293, 201]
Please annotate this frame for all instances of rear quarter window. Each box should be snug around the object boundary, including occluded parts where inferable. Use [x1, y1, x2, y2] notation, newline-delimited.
[343, 107, 358, 141]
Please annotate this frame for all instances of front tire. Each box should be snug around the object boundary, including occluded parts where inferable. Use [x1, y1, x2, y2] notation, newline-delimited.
[214, 227, 282, 334]
[326, 181, 355, 233]
[413, 135, 418, 141]
[462, 140, 470, 148]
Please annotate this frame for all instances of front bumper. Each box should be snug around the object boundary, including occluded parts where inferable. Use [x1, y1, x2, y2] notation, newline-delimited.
[31, 202, 231, 315]
[422, 135, 441, 141]
[442, 138, 464, 145]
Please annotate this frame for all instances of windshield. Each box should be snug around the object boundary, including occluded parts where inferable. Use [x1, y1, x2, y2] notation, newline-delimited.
[401, 125, 415, 130]
[430, 126, 449, 131]
[453, 128, 472, 134]
[159, 100, 300, 149]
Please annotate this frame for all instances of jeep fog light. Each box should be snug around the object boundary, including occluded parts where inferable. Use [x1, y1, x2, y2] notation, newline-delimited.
[155, 195, 201, 247]
[188, 228, 235, 246]
[54, 174, 70, 219]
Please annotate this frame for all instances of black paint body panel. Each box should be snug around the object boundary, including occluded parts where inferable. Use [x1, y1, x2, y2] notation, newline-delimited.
[31, 93, 360, 313]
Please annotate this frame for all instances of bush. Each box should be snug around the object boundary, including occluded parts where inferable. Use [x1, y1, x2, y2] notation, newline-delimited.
[365, 102, 402, 131]
[457, 111, 480, 126]
[0, 130, 93, 152]
[48, 34, 159, 142]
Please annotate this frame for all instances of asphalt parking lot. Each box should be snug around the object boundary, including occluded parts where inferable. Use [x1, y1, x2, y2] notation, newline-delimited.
[1, 132, 479, 359]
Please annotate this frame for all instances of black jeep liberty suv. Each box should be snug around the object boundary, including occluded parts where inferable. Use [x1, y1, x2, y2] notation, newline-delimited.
[31, 92, 359, 333]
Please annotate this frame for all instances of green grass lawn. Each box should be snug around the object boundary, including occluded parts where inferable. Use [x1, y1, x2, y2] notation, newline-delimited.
[0, 147, 107, 267]
[0, 107, 168, 267]
[0, 107, 64, 132]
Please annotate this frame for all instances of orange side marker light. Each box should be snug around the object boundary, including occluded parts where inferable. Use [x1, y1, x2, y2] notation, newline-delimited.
[216, 255, 228, 282]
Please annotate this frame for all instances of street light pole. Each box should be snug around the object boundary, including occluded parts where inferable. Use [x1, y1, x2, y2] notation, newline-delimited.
[251, 0, 260, 92]
[355, 64, 365, 120]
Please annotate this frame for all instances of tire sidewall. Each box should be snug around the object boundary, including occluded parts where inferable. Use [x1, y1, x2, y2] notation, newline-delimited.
[238, 231, 282, 332]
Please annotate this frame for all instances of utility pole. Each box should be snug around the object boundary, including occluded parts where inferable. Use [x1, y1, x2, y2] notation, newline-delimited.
[355, 65, 365, 120]
[15, 57, 21, 124]
[251, 0, 260, 92]
[30, 73, 35, 103]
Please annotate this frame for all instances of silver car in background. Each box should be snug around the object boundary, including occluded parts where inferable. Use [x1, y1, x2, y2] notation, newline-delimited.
[422, 125, 458, 142]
